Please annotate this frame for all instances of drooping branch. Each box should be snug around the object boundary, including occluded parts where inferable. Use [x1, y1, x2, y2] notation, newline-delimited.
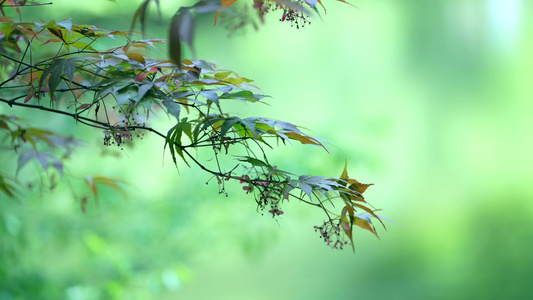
[0, 9, 387, 251]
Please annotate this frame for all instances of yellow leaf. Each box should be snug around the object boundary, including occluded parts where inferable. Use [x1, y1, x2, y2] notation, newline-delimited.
[126, 52, 146, 65]
[340, 159, 349, 180]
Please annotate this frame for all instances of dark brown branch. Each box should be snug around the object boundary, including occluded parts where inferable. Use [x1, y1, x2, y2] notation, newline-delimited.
[1, 2, 53, 7]
[0, 96, 228, 178]
[0, 54, 98, 92]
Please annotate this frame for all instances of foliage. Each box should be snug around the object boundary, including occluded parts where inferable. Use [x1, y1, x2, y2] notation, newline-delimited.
[0, 0, 387, 252]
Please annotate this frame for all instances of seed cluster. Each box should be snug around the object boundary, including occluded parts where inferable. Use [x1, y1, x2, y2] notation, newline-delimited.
[103, 122, 145, 148]
[256, 0, 312, 29]
[238, 174, 286, 217]
[314, 220, 349, 250]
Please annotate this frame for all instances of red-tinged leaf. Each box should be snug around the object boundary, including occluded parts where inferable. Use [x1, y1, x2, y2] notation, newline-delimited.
[84, 177, 98, 201]
[77, 103, 92, 111]
[342, 198, 355, 217]
[108, 30, 131, 40]
[317, 0, 327, 13]
[222, 0, 237, 7]
[353, 202, 386, 229]
[336, 0, 357, 7]
[341, 205, 349, 218]
[93, 176, 128, 200]
[341, 218, 350, 231]
[24, 93, 33, 103]
[126, 52, 146, 65]
[81, 196, 88, 213]
[349, 180, 373, 194]
[214, 11, 222, 26]
[84, 176, 127, 201]
[353, 216, 379, 238]
[136, 72, 149, 81]
[285, 132, 327, 151]
[41, 38, 62, 45]
[342, 222, 355, 252]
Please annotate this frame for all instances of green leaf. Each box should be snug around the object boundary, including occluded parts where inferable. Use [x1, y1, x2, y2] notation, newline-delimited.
[200, 91, 218, 101]
[56, 18, 73, 35]
[162, 98, 181, 121]
[220, 117, 241, 136]
[0, 174, 17, 198]
[137, 82, 154, 101]
[63, 59, 76, 86]
[298, 182, 314, 202]
[48, 61, 64, 98]
[1, 23, 14, 40]
[240, 118, 257, 138]
[237, 156, 272, 169]
[39, 59, 74, 98]
[17, 150, 64, 177]
[193, 60, 214, 72]
[164, 121, 190, 168]
[229, 90, 254, 99]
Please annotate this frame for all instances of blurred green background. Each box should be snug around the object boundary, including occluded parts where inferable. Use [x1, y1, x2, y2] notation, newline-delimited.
[2, 0, 533, 299]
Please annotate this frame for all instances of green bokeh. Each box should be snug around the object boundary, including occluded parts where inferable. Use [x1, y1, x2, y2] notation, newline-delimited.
[1, 0, 533, 299]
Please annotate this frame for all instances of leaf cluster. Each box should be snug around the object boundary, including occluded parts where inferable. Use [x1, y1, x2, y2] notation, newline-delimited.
[0, 0, 387, 251]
